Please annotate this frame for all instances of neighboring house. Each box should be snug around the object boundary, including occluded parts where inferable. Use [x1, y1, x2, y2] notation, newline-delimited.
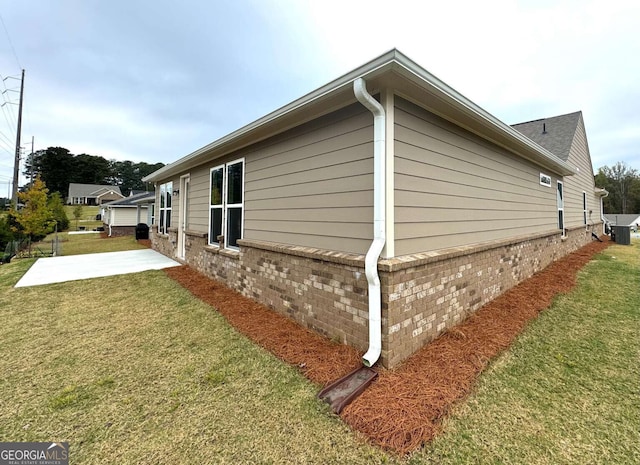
[102, 191, 154, 236]
[67, 183, 124, 205]
[603, 214, 640, 231]
[142, 49, 606, 368]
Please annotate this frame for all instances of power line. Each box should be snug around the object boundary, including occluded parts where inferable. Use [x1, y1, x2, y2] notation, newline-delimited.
[0, 14, 21, 70]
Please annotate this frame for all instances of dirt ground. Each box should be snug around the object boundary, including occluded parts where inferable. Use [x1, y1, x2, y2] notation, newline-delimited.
[165, 237, 610, 455]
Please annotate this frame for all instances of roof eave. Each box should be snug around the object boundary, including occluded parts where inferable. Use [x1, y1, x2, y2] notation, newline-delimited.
[388, 54, 576, 176]
[144, 49, 576, 182]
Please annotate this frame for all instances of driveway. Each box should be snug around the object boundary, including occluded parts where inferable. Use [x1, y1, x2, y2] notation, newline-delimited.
[15, 249, 181, 288]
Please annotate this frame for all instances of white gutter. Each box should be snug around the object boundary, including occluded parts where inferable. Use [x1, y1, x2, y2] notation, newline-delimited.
[353, 77, 385, 367]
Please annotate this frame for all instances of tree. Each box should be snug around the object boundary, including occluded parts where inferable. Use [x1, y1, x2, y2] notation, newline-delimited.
[72, 205, 83, 230]
[23, 147, 75, 197]
[11, 177, 54, 250]
[108, 160, 164, 193]
[48, 192, 70, 231]
[24, 146, 164, 198]
[74, 153, 112, 185]
[595, 162, 640, 214]
[0, 215, 14, 252]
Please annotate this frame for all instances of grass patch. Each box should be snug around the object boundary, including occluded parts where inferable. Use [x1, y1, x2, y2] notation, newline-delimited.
[420, 241, 640, 464]
[0, 266, 388, 464]
[0, 241, 637, 463]
[30, 231, 147, 256]
[64, 205, 102, 231]
[59, 233, 147, 256]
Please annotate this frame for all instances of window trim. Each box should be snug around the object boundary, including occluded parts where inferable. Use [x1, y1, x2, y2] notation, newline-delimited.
[224, 158, 245, 250]
[208, 164, 225, 247]
[539, 173, 551, 187]
[158, 181, 172, 235]
[557, 180, 564, 235]
[207, 158, 245, 250]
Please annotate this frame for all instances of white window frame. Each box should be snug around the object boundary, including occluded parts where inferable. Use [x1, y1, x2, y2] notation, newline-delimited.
[583, 191, 587, 225]
[557, 181, 564, 235]
[208, 164, 225, 246]
[224, 159, 245, 250]
[158, 181, 172, 235]
[208, 158, 245, 250]
[539, 173, 551, 187]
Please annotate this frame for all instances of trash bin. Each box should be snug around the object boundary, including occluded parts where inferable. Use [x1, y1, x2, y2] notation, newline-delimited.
[612, 225, 631, 245]
[135, 223, 149, 240]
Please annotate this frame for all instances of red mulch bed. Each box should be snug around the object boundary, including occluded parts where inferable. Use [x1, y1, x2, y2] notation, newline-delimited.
[165, 237, 610, 455]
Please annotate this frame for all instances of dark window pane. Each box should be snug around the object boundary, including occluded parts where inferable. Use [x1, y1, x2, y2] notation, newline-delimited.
[227, 162, 243, 204]
[166, 209, 171, 229]
[160, 185, 165, 208]
[166, 183, 172, 208]
[210, 208, 222, 243]
[211, 168, 223, 205]
[159, 210, 165, 232]
[227, 207, 242, 247]
[558, 210, 564, 230]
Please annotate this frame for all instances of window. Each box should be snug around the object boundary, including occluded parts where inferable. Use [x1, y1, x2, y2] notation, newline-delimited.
[209, 159, 244, 249]
[540, 173, 551, 187]
[557, 181, 564, 233]
[158, 181, 172, 234]
[583, 191, 587, 225]
[209, 165, 224, 244]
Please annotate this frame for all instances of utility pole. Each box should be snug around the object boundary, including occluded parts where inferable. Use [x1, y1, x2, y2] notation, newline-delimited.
[11, 69, 24, 208]
[30, 135, 34, 186]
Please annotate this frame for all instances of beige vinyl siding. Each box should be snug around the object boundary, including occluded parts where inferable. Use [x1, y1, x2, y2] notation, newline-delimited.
[244, 103, 373, 254]
[186, 166, 211, 232]
[562, 116, 599, 227]
[394, 97, 559, 256]
[158, 103, 374, 254]
[112, 207, 146, 226]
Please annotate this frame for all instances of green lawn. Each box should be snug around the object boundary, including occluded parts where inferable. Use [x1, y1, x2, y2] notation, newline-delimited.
[64, 205, 102, 231]
[58, 232, 148, 256]
[0, 241, 637, 464]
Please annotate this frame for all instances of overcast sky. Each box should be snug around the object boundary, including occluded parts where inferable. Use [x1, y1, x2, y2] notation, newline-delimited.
[0, 0, 638, 193]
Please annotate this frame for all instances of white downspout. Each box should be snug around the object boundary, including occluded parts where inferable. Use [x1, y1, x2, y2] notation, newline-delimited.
[354, 78, 386, 367]
[600, 190, 609, 234]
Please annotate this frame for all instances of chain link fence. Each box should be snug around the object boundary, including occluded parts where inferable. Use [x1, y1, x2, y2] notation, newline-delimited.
[1, 235, 61, 263]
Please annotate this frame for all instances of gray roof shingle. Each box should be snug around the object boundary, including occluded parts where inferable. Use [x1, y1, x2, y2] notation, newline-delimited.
[68, 183, 123, 198]
[103, 191, 154, 206]
[511, 111, 582, 161]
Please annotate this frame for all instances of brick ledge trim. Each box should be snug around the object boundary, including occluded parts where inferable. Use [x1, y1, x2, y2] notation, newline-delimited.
[185, 229, 207, 238]
[379, 228, 589, 272]
[237, 239, 365, 268]
[235, 224, 600, 273]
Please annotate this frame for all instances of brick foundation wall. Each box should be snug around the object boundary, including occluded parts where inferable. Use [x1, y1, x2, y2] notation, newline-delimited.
[151, 224, 599, 368]
[104, 224, 136, 237]
[379, 225, 596, 367]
